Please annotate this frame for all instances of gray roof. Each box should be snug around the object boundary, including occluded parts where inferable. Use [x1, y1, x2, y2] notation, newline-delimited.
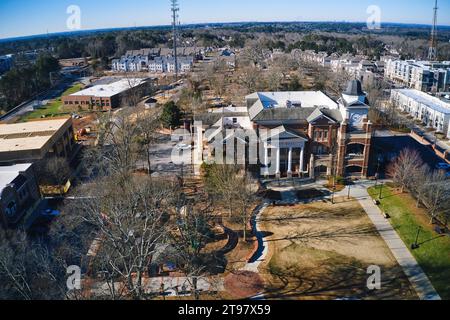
[252, 107, 316, 122]
[343, 80, 364, 96]
[306, 107, 343, 123]
[194, 112, 248, 126]
[260, 125, 308, 141]
[321, 108, 344, 122]
[394, 89, 450, 115]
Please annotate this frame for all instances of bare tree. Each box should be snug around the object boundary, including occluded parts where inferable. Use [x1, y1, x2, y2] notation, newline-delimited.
[233, 173, 258, 242]
[135, 107, 163, 175]
[266, 70, 283, 92]
[238, 66, 262, 94]
[0, 229, 68, 300]
[210, 73, 227, 98]
[241, 40, 268, 68]
[81, 175, 180, 300]
[203, 164, 240, 218]
[387, 149, 424, 193]
[423, 171, 450, 224]
[35, 157, 71, 186]
[87, 108, 142, 180]
[410, 164, 431, 208]
[170, 204, 215, 300]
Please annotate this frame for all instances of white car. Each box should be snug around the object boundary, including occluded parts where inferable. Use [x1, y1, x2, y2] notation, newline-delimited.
[175, 143, 192, 151]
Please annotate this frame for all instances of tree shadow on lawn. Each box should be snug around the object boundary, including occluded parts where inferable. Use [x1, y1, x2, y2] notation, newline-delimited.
[263, 261, 416, 300]
[265, 225, 377, 245]
[259, 208, 363, 224]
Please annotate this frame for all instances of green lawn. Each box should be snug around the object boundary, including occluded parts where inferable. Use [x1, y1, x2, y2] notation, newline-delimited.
[368, 186, 450, 300]
[20, 83, 84, 121]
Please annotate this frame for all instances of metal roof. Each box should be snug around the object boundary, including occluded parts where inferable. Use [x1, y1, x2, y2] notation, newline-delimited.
[0, 163, 32, 194]
[394, 89, 450, 115]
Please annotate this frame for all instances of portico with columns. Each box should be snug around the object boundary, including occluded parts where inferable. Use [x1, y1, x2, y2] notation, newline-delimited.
[261, 125, 308, 178]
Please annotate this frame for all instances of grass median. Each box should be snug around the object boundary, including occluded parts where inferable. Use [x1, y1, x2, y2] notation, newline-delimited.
[20, 83, 84, 121]
[368, 185, 450, 300]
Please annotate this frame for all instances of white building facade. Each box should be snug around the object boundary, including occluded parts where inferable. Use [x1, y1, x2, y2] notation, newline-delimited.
[390, 89, 450, 137]
[385, 59, 450, 92]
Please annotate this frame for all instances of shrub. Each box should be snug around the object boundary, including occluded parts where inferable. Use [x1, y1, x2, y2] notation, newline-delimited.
[160, 101, 181, 129]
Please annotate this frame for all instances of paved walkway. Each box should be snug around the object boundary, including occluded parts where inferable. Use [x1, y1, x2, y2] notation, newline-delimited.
[89, 276, 224, 298]
[242, 202, 270, 273]
[337, 182, 441, 300]
[242, 180, 441, 300]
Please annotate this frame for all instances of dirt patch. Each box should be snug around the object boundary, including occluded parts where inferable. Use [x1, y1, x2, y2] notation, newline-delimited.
[224, 271, 264, 299]
[259, 198, 417, 300]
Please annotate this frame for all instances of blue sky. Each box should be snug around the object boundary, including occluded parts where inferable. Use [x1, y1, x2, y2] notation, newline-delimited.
[0, 0, 449, 39]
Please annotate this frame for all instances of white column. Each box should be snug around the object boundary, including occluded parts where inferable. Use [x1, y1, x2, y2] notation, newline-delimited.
[276, 147, 281, 176]
[264, 146, 269, 176]
[287, 148, 293, 173]
[299, 146, 305, 173]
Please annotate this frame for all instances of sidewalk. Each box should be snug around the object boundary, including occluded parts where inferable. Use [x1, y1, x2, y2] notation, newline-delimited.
[344, 182, 441, 300]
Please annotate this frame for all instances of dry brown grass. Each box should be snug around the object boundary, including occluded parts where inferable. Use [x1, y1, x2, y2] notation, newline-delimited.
[258, 198, 417, 300]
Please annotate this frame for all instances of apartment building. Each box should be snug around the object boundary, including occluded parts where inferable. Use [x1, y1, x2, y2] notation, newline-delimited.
[385, 59, 450, 92]
[293, 50, 381, 86]
[148, 56, 194, 74]
[390, 89, 450, 138]
[112, 47, 203, 73]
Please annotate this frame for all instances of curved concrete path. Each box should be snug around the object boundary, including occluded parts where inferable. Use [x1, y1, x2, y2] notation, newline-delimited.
[242, 202, 270, 272]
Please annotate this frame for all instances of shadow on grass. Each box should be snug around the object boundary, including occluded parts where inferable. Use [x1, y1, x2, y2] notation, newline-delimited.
[262, 262, 417, 300]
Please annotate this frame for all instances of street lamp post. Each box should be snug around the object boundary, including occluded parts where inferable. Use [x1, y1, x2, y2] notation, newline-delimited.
[375, 155, 382, 188]
[379, 182, 384, 200]
[411, 227, 422, 250]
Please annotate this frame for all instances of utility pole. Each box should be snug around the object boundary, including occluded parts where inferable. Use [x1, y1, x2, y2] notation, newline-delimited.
[170, 0, 180, 80]
[428, 0, 439, 61]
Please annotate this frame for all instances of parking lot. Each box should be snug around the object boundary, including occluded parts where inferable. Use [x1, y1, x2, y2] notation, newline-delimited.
[147, 135, 193, 177]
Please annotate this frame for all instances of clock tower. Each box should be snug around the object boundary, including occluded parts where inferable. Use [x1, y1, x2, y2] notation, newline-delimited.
[336, 79, 373, 178]
[339, 80, 370, 130]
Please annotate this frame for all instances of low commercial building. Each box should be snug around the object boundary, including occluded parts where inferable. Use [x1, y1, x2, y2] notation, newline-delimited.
[62, 78, 151, 109]
[390, 89, 450, 137]
[0, 163, 41, 227]
[0, 118, 76, 164]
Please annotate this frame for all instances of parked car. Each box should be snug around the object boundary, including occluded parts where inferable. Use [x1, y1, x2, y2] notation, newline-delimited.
[175, 143, 192, 151]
